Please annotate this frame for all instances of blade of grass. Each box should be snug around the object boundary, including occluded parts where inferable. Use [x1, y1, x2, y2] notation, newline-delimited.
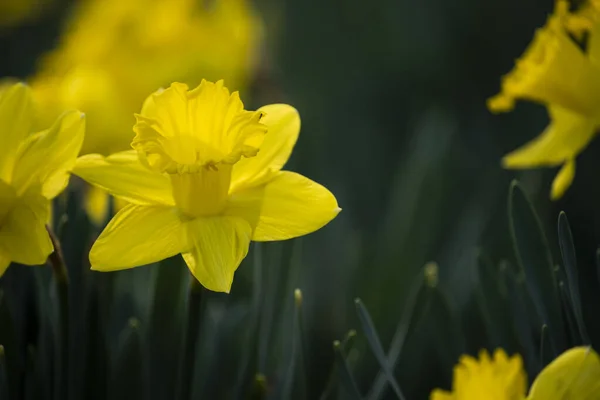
[333, 340, 362, 400]
[557, 212, 590, 344]
[508, 181, 564, 356]
[280, 289, 307, 400]
[355, 299, 405, 400]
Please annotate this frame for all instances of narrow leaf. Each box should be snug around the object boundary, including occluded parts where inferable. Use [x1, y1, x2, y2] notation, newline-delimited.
[508, 181, 564, 355]
[333, 340, 362, 400]
[108, 318, 144, 400]
[0, 290, 20, 399]
[355, 299, 405, 400]
[557, 212, 590, 344]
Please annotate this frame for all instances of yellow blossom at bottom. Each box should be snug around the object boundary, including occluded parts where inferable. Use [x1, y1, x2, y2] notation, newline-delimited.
[74, 80, 340, 293]
[431, 347, 600, 400]
[430, 349, 526, 400]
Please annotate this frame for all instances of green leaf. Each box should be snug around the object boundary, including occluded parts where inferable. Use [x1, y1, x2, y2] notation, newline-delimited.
[508, 181, 564, 355]
[24, 345, 43, 400]
[280, 289, 307, 400]
[147, 256, 188, 399]
[0, 290, 20, 400]
[333, 340, 362, 400]
[557, 212, 590, 344]
[0, 346, 8, 400]
[108, 318, 144, 400]
[501, 266, 539, 375]
[320, 330, 356, 400]
[368, 269, 427, 400]
[472, 253, 517, 350]
[355, 298, 405, 400]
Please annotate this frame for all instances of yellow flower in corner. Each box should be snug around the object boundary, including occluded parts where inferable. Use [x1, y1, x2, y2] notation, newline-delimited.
[430, 349, 526, 400]
[488, 0, 600, 199]
[0, 83, 85, 276]
[430, 347, 600, 400]
[73, 80, 340, 293]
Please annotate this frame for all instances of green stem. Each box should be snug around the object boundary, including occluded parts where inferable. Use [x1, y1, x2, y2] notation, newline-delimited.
[177, 276, 204, 400]
[47, 226, 69, 400]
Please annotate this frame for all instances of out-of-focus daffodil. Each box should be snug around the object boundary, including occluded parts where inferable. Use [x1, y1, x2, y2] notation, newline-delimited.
[74, 80, 340, 293]
[488, 0, 600, 199]
[27, 0, 262, 224]
[29, 0, 263, 156]
[0, 83, 85, 277]
[430, 349, 526, 400]
[430, 347, 600, 400]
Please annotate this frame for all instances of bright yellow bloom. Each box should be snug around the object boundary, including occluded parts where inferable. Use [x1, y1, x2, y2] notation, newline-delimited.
[430, 347, 600, 400]
[430, 349, 526, 400]
[29, 0, 262, 156]
[488, 0, 600, 199]
[73, 80, 340, 293]
[0, 83, 85, 276]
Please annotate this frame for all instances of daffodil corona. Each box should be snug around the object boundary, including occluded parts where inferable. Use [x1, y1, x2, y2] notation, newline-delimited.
[489, 0, 600, 199]
[431, 347, 600, 400]
[0, 83, 85, 276]
[74, 80, 340, 293]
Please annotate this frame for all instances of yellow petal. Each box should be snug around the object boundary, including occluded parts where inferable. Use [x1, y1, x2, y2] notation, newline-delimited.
[528, 347, 600, 400]
[429, 390, 453, 400]
[487, 5, 600, 117]
[551, 159, 576, 200]
[0, 82, 34, 181]
[0, 190, 52, 265]
[182, 216, 251, 293]
[90, 204, 186, 271]
[12, 110, 85, 199]
[502, 106, 596, 169]
[73, 151, 175, 206]
[230, 104, 300, 192]
[226, 171, 340, 241]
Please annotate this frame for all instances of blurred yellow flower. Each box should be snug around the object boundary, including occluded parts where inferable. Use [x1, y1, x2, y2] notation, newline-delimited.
[0, 83, 85, 276]
[74, 80, 340, 293]
[0, 0, 52, 28]
[29, 0, 263, 156]
[430, 349, 526, 400]
[430, 347, 600, 400]
[488, 0, 600, 199]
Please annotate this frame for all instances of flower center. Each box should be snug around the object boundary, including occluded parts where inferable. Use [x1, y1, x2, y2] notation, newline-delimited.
[132, 80, 267, 217]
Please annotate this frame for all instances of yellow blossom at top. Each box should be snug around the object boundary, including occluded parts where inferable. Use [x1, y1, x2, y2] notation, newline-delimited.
[430, 347, 600, 400]
[29, 0, 262, 156]
[73, 80, 340, 293]
[488, 0, 600, 199]
[0, 83, 85, 276]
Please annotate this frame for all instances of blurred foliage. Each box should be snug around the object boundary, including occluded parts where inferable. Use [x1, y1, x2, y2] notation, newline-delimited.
[1, 0, 600, 399]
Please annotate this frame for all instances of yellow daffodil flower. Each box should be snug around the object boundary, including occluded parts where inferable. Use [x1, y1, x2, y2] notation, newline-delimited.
[29, 0, 262, 156]
[488, 0, 600, 199]
[430, 349, 527, 400]
[73, 80, 340, 293]
[0, 83, 85, 276]
[430, 347, 600, 400]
